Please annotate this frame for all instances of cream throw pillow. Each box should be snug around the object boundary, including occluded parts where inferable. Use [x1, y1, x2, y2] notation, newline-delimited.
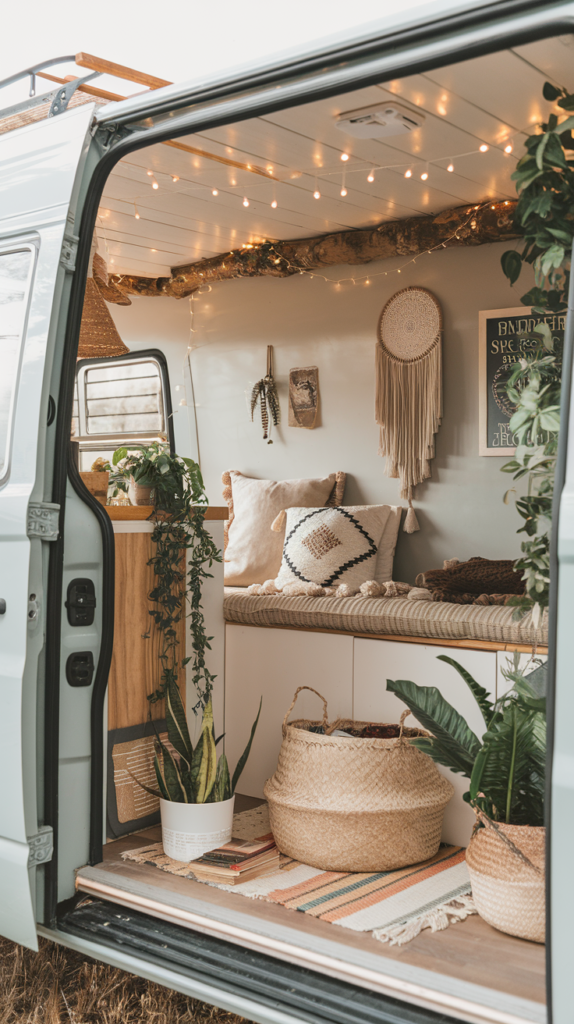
[374, 506, 403, 584]
[222, 471, 346, 586]
[275, 505, 391, 590]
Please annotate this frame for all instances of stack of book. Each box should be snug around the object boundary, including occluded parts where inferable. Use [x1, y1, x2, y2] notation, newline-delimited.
[189, 833, 279, 885]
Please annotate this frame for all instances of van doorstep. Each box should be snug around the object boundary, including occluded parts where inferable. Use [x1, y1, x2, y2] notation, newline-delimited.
[58, 897, 451, 1024]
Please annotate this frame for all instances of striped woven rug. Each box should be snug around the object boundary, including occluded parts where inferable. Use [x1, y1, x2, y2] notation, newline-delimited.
[123, 804, 476, 945]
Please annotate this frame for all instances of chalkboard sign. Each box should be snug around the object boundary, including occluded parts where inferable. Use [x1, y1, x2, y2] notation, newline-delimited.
[478, 306, 565, 456]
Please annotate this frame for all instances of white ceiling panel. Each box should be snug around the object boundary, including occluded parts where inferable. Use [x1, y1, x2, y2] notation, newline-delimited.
[512, 36, 574, 94]
[100, 37, 569, 277]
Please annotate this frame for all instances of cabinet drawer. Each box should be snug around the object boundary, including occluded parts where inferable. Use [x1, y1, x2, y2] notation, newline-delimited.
[225, 625, 353, 798]
[353, 638, 497, 847]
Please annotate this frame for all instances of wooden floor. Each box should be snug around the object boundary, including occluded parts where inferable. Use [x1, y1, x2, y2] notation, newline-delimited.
[78, 796, 546, 1024]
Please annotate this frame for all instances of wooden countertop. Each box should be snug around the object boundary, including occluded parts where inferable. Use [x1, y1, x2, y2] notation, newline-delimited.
[105, 505, 228, 521]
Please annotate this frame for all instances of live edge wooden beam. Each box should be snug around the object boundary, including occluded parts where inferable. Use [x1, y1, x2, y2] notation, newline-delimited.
[108, 201, 519, 301]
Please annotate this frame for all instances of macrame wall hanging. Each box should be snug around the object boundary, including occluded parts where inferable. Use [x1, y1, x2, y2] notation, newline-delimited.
[251, 344, 280, 443]
[375, 287, 443, 534]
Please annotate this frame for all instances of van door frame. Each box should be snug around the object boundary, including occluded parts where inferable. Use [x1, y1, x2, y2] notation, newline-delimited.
[44, 1, 574, 1018]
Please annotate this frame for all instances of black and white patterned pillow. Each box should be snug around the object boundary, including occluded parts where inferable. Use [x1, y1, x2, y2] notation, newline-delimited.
[275, 505, 391, 590]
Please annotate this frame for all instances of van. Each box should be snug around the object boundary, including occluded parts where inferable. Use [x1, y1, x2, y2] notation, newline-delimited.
[0, 3, 571, 1021]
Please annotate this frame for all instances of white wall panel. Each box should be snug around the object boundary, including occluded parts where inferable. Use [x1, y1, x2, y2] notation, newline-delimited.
[224, 624, 353, 798]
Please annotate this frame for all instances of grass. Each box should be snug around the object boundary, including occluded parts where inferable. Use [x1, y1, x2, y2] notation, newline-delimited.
[0, 936, 250, 1024]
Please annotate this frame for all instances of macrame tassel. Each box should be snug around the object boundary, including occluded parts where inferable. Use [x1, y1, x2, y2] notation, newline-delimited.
[404, 500, 420, 534]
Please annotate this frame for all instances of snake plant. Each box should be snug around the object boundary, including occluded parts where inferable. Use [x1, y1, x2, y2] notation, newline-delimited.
[388, 655, 546, 826]
[134, 677, 261, 803]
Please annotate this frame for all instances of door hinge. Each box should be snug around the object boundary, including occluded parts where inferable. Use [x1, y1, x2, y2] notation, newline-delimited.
[28, 825, 53, 865]
[60, 232, 79, 273]
[27, 502, 60, 541]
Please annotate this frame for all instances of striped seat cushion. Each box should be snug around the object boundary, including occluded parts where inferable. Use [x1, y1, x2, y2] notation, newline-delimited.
[223, 588, 547, 646]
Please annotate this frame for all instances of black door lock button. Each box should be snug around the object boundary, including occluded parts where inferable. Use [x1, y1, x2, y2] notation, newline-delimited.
[66, 578, 96, 626]
[66, 651, 94, 687]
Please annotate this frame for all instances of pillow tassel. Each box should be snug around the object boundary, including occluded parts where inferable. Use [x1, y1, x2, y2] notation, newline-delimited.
[271, 509, 287, 532]
[404, 500, 420, 534]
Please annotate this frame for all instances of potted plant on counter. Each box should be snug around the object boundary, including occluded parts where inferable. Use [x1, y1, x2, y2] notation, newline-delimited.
[388, 654, 546, 942]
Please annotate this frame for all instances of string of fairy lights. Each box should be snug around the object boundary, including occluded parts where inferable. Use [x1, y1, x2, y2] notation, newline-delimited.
[121, 130, 521, 221]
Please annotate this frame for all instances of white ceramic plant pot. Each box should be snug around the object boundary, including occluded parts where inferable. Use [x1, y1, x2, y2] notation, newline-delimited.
[160, 796, 235, 862]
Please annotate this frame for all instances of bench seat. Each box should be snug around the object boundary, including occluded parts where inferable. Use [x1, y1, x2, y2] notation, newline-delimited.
[223, 587, 547, 648]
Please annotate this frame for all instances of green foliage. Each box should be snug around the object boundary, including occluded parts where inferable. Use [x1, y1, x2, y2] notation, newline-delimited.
[387, 655, 546, 826]
[113, 441, 221, 711]
[139, 695, 262, 804]
[499, 82, 571, 621]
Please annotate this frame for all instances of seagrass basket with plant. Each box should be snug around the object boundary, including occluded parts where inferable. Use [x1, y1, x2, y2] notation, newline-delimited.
[264, 686, 453, 873]
[389, 654, 546, 943]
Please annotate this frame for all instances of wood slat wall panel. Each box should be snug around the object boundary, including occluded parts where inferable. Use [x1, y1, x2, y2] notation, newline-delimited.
[108, 532, 186, 730]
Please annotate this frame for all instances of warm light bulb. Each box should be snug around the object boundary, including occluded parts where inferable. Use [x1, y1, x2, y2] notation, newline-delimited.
[504, 144, 513, 154]
[340, 187, 347, 197]
[152, 181, 159, 189]
[479, 144, 489, 152]
[365, 279, 371, 286]
[404, 169, 412, 178]
[135, 212, 140, 219]
[340, 153, 349, 161]
[367, 173, 375, 182]
[151, 248, 157, 252]
[421, 171, 428, 181]
[147, 170, 153, 176]
[212, 189, 219, 196]
[271, 200, 278, 208]
[172, 175, 179, 182]
[243, 197, 250, 207]
[313, 190, 321, 199]
[447, 163, 454, 172]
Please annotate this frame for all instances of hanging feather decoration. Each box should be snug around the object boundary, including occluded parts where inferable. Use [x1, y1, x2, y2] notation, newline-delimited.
[251, 345, 280, 443]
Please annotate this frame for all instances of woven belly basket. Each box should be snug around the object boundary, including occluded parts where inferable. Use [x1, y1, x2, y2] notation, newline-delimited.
[264, 687, 454, 872]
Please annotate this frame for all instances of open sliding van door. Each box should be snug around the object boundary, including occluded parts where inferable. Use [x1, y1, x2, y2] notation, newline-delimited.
[0, 101, 96, 949]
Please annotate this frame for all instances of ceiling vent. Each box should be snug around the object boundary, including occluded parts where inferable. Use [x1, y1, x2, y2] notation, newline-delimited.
[335, 102, 425, 139]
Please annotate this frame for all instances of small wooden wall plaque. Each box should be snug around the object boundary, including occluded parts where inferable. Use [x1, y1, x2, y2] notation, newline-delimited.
[288, 365, 319, 429]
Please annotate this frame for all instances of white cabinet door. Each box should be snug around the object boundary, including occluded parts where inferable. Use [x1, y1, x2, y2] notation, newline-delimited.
[353, 639, 497, 847]
[225, 625, 353, 798]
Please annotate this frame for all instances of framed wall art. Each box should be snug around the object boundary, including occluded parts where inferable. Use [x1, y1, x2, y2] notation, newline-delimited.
[478, 306, 565, 456]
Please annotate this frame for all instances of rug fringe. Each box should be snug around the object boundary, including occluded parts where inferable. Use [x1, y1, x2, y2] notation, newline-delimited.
[372, 894, 477, 947]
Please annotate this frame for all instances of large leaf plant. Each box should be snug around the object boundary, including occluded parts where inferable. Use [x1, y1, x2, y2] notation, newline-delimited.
[388, 655, 546, 826]
[499, 80, 573, 623]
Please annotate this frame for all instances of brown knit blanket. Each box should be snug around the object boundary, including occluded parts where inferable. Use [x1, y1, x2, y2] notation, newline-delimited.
[415, 556, 525, 605]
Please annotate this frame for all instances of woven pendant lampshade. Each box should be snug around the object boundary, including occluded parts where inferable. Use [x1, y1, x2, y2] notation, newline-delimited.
[78, 276, 130, 358]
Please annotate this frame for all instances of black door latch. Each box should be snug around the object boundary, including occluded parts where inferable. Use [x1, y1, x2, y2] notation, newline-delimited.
[66, 578, 96, 626]
[66, 651, 94, 687]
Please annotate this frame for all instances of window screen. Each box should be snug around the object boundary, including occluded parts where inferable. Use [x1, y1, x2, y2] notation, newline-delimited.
[73, 352, 172, 469]
[0, 248, 33, 482]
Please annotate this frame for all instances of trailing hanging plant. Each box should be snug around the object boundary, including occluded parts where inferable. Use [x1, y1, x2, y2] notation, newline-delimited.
[112, 441, 222, 712]
[388, 654, 546, 826]
[499, 80, 571, 622]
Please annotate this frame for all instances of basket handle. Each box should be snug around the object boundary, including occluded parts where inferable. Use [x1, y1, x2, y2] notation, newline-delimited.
[393, 709, 412, 746]
[283, 686, 329, 736]
[473, 807, 543, 876]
